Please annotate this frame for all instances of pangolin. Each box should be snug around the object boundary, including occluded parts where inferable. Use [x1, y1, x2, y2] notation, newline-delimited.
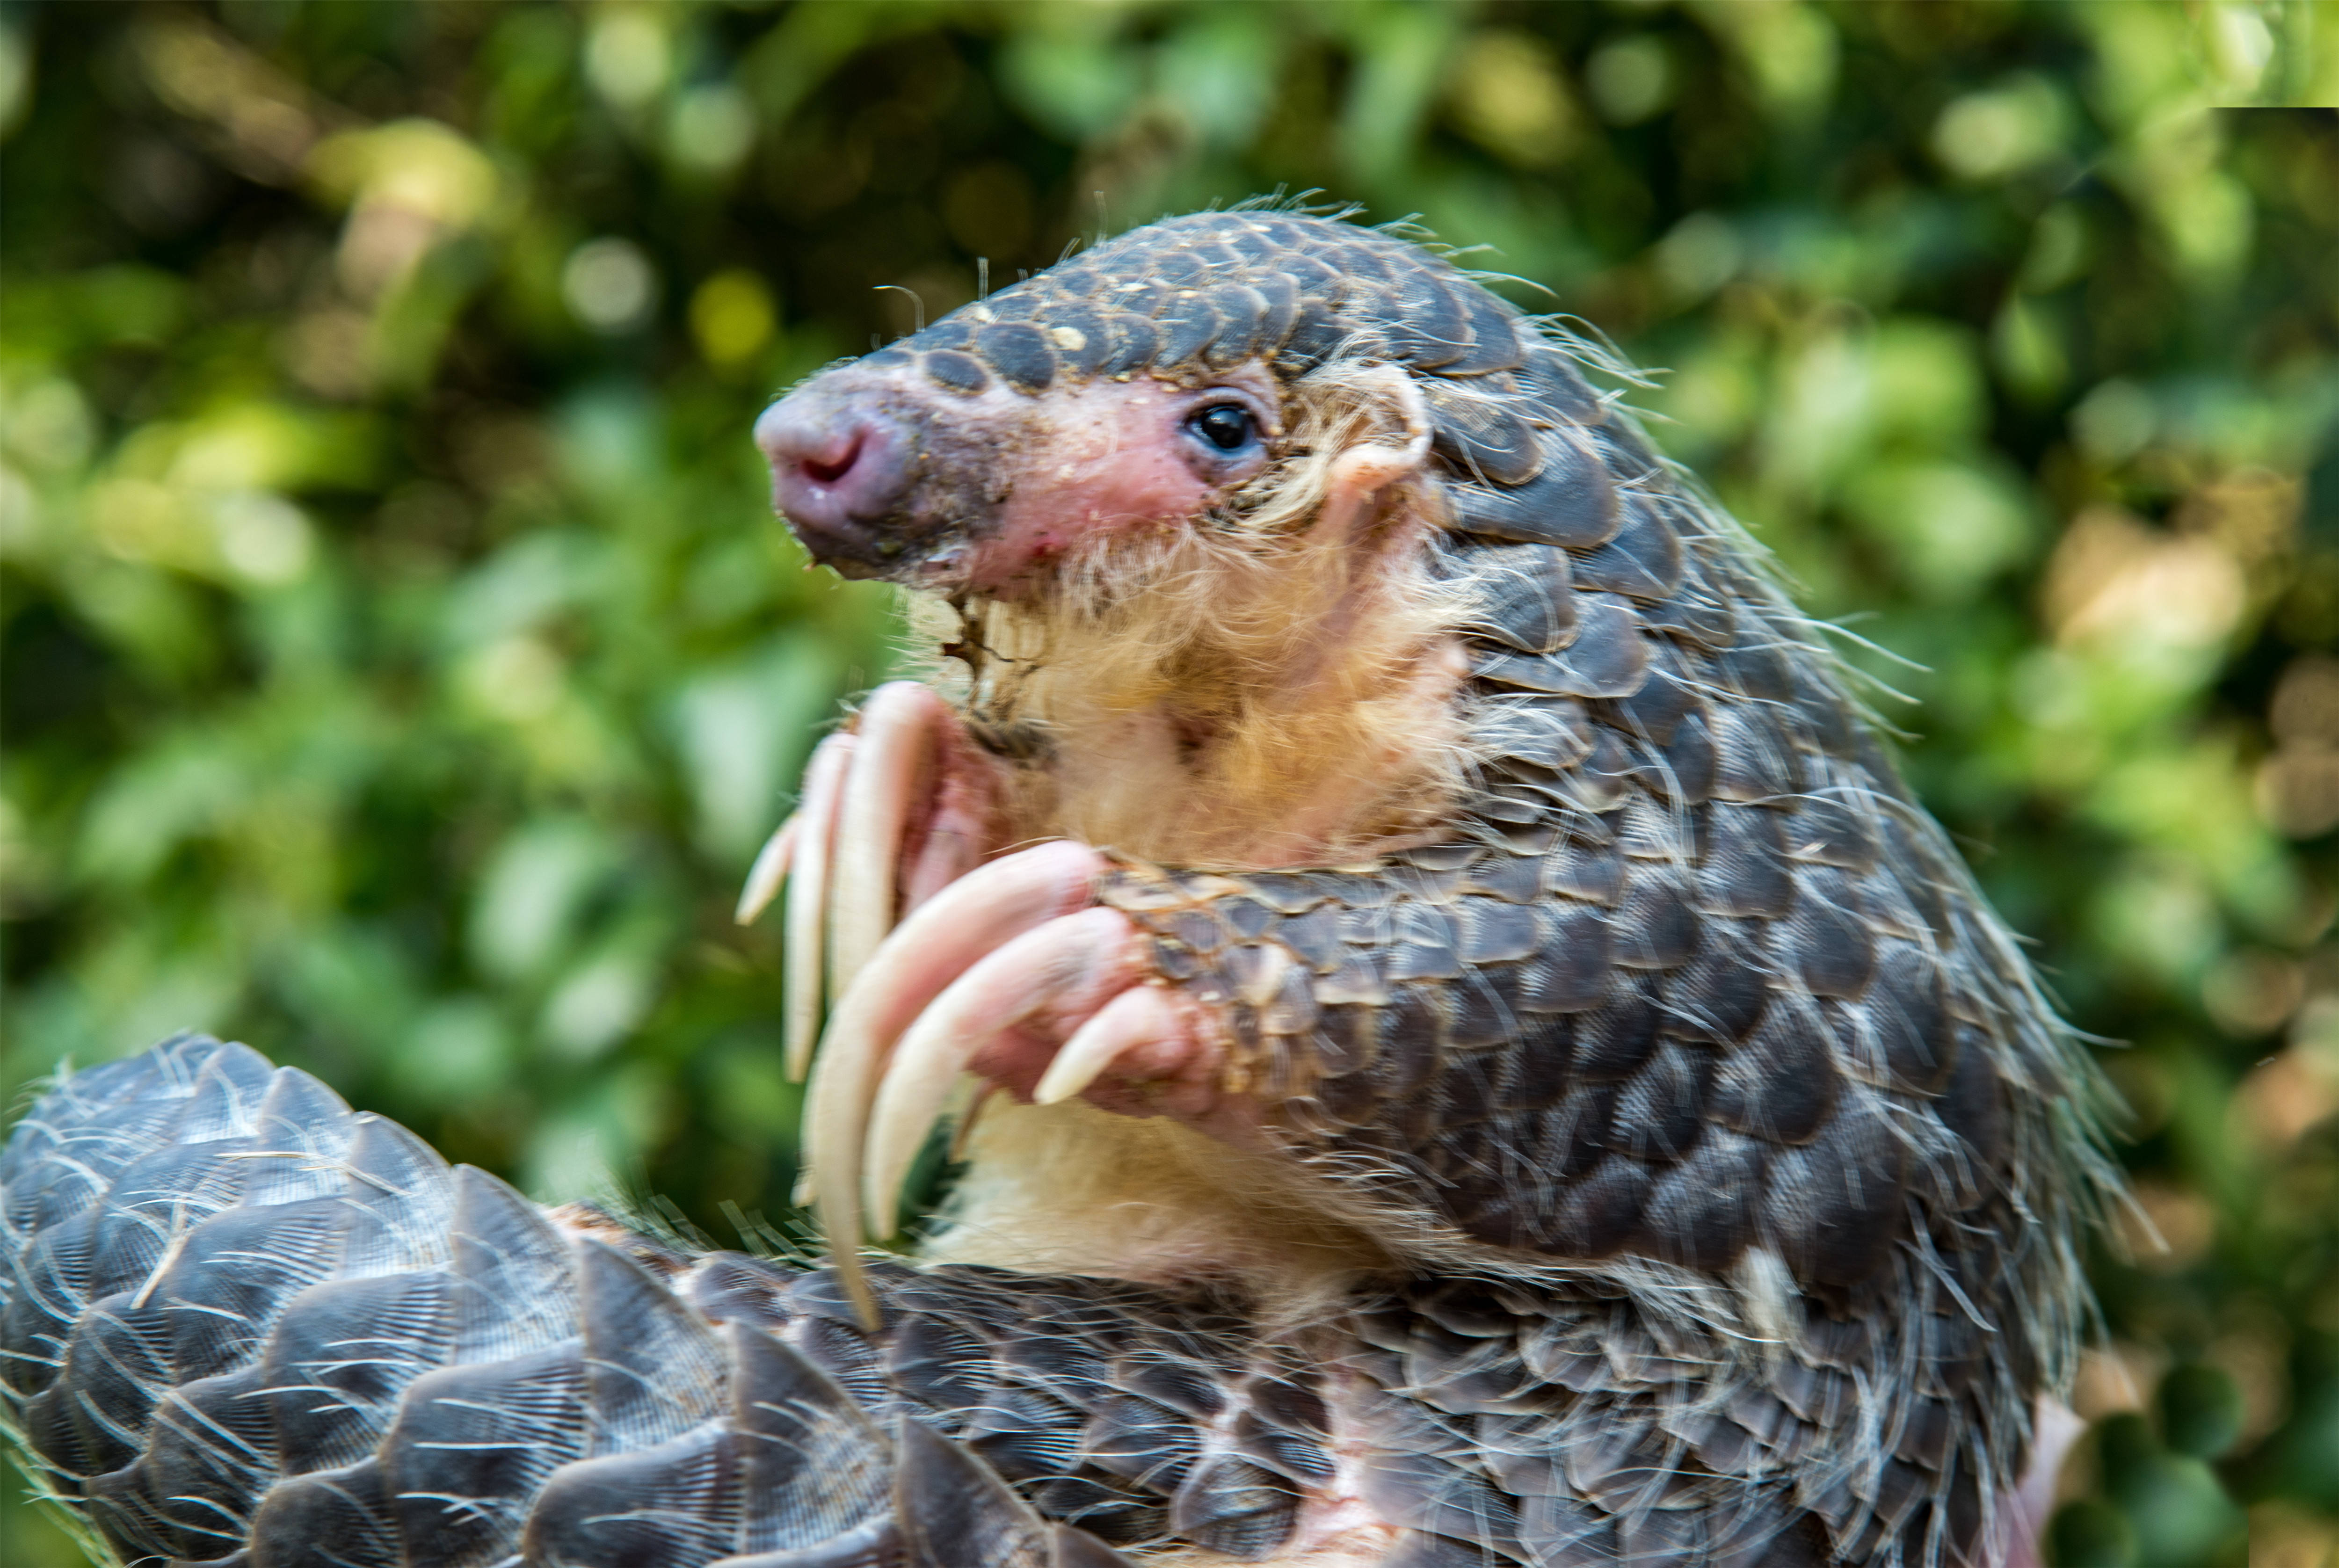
[0, 211, 2116, 1568]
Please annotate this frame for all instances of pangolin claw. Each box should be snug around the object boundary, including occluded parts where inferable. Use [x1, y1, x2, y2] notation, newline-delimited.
[782, 732, 856, 1082]
[862, 905, 1152, 1239]
[735, 812, 799, 926]
[829, 681, 949, 1004]
[802, 840, 1107, 1328]
[1034, 984, 1198, 1107]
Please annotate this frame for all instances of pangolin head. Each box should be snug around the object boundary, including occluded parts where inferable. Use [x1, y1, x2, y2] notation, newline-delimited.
[755, 211, 1596, 599]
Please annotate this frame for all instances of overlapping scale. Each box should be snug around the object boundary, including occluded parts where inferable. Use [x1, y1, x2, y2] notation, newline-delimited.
[887, 212, 1548, 401]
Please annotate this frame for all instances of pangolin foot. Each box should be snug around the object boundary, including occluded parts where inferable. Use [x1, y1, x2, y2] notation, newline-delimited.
[796, 839, 1232, 1328]
[737, 680, 1006, 1079]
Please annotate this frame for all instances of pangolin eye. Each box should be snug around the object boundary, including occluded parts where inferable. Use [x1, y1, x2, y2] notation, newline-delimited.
[1189, 404, 1256, 452]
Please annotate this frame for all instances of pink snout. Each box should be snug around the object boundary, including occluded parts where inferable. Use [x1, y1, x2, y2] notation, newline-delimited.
[754, 387, 915, 567]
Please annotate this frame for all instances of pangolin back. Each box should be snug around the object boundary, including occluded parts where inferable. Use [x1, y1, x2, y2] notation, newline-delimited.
[0, 211, 2115, 1568]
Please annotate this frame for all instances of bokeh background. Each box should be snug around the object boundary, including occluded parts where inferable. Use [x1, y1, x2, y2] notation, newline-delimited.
[2, 3, 2334, 1563]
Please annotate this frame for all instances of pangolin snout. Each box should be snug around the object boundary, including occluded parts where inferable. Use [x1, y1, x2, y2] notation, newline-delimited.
[755, 385, 919, 570]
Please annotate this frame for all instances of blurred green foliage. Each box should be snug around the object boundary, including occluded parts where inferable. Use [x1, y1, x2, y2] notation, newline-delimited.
[2, 3, 2336, 1564]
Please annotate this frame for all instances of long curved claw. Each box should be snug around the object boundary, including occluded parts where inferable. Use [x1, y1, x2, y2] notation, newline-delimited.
[862, 907, 1152, 1239]
[735, 813, 800, 926]
[1033, 984, 1198, 1106]
[784, 733, 856, 1083]
[802, 841, 1107, 1328]
[828, 682, 949, 1006]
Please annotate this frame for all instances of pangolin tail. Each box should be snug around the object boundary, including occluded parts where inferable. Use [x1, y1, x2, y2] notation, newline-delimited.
[3, 1032, 1546, 1568]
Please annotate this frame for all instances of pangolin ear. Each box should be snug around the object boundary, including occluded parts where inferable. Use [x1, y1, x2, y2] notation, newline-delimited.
[1315, 363, 1435, 544]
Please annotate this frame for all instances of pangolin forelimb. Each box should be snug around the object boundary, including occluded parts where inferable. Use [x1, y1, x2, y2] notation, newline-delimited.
[804, 842, 1107, 1326]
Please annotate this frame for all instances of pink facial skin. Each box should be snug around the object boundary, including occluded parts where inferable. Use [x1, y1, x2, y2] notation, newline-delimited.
[757, 358, 1281, 594]
[957, 364, 1281, 597]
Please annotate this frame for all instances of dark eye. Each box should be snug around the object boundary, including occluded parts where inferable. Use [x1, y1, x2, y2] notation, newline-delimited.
[1189, 403, 1256, 452]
